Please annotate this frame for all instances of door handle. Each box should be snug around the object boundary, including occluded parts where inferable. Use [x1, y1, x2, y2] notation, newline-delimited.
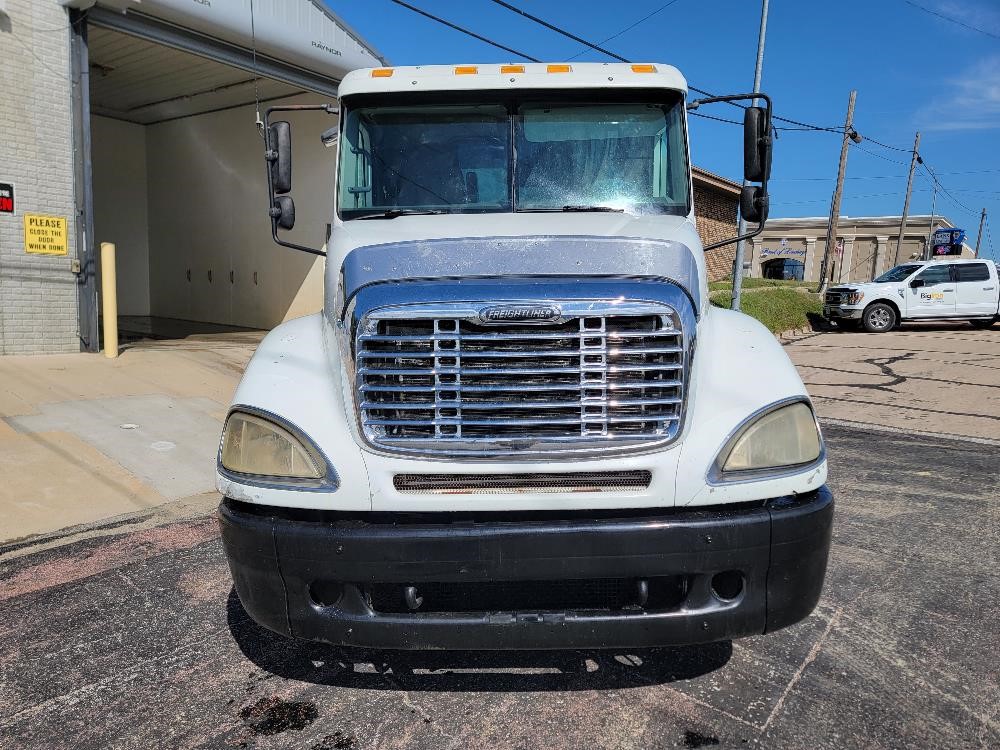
[985, 286, 995, 291]
[941, 288, 954, 292]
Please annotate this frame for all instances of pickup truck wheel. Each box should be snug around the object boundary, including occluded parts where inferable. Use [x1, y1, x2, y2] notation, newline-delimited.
[862, 303, 896, 333]
[970, 318, 997, 330]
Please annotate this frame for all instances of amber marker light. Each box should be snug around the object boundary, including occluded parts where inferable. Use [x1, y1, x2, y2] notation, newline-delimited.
[371, 68, 394, 78]
[546, 64, 571, 73]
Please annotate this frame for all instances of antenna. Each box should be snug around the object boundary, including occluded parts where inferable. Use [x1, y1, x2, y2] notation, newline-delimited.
[249, 0, 263, 137]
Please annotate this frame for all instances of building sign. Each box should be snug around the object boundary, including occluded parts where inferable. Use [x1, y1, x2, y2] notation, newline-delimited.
[760, 247, 807, 258]
[0, 182, 13, 214]
[23, 213, 68, 256]
[932, 228, 965, 256]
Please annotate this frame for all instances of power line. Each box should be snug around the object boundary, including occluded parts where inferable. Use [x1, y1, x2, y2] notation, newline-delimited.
[567, 0, 686, 60]
[486, 0, 845, 132]
[389, 0, 540, 62]
[689, 111, 742, 126]
[861, 135, 912, 152]
[488, 0, 627, 61]
[854, 145, 910, 165]
[902, 0, 1000, 41]
[920, 162, 980, 217]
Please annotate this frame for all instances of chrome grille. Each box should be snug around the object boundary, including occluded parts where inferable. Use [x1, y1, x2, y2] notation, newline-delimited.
[354, 302, 686, 457]
[825, 291, 843, 305]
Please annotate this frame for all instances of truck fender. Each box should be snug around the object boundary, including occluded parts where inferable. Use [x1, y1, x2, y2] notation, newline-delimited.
[216, 313, 372, 510]
[674, 307, 827, 506]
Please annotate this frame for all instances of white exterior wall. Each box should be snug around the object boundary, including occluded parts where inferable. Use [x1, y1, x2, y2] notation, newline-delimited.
[0, 0, 80, 354]
[144, 95, 330, 329]
[92, 116, 151, 316]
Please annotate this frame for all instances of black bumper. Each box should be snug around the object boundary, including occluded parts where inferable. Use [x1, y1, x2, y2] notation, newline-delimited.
[219, 488, 833, 650]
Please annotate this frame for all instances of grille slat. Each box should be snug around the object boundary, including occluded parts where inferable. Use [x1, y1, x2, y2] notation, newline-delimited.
[356, 307, 685, 455]
[393, 470, 652, 494]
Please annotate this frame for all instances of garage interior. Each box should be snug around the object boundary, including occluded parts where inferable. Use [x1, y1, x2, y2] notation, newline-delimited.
[86, 20, 340, 341]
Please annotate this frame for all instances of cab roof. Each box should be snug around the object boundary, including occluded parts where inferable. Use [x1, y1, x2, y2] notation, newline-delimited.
[338, 62, 688, 98]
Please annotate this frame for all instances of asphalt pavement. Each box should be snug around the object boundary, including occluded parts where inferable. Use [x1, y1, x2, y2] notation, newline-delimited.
[2, 423, 997, 750]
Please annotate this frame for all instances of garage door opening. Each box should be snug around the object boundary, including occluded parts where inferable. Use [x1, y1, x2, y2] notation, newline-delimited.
[85, 21, 347, 345]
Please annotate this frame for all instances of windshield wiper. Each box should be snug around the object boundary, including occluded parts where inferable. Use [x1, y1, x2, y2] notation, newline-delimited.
[518, 205, 625, 213]
[356, 209, 450, 220]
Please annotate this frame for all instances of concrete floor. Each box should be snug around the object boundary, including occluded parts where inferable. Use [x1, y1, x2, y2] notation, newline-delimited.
[0, 337, 257, 543]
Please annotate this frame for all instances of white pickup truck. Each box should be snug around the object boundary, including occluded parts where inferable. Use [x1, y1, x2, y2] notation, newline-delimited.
[824, 258, 1000, 332]
[217, 63, 832, 650]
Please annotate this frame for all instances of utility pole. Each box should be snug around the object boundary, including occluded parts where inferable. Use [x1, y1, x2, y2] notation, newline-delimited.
[815, 90, 858, 294]
[924, 185, 938, 260]
[975, 208, 987, 256]
[896, 131, 921, 267]
[730, 0, 769, 312]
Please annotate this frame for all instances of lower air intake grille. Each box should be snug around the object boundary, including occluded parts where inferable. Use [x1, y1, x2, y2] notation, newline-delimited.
[393, 471, 652, 494]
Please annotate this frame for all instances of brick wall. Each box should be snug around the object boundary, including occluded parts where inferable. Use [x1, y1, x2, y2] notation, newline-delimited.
[694, 183, 739, 282]
[0, 0, 81, 354]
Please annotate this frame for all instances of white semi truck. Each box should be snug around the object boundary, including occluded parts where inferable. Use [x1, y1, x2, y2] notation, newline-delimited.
[218, 63, 832, 649]
[824, 258, 1000, 332]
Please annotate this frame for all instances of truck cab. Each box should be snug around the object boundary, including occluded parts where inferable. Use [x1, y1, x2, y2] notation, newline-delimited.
[217, 63, 833, 650]
[825, 258, 1000, 332]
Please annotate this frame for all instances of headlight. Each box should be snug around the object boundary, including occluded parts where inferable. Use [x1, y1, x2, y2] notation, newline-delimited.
[846, 291, 864, 305]
[718, 401, 822, 475]
[220, 411, 324, 480]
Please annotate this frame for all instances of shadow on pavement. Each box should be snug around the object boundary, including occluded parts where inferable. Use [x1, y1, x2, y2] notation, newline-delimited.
[226, 588, 732, 692]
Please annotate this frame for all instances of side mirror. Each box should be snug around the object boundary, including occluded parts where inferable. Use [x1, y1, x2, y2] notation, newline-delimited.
[740, 185, 769, 224]
[268, 121, 292, 194]
[910, 278, 925, 288]
[272, 195, 295, 230]
[744, 106, 772, 183]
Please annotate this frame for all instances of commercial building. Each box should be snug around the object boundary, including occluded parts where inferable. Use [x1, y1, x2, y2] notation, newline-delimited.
[746, 215, 975, 284]
[692, 167, 741, 281]
[0, 0, 383, 354]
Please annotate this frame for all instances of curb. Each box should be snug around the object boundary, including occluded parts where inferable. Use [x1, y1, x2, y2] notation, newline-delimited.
[776, 325, 822, 343]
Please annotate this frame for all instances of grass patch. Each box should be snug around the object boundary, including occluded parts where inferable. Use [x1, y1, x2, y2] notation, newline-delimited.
[708, 277, 806, 292]
[711, 287, 823, 334]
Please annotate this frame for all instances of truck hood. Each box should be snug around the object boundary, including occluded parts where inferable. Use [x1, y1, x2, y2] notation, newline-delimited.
[828, 282, 903, 297]
[329, 212, 707, 317]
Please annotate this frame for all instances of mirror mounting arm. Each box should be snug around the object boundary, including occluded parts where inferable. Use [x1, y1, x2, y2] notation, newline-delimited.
[688, 92, 773, 253]
[262, 103, 340, 258]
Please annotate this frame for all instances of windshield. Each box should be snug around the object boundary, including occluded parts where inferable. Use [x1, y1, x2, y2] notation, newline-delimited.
[874, 264, 923, 283]
[337, 93, 689, 219]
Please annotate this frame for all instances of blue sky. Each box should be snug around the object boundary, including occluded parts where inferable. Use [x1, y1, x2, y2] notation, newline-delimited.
[327, 0, 999, 260]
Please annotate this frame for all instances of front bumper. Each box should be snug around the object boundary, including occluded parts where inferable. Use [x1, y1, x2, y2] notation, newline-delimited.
[823, 305, 863, 320]
[220, 487, 833, 650]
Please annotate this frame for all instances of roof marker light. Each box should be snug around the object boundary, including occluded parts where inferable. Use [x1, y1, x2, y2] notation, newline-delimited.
[455, 65, 478, 75]
[631, 64, 657, 73]
[501, 64, 525, 74]
[547, 64, 571, 73]
[371, 68, 394, 78]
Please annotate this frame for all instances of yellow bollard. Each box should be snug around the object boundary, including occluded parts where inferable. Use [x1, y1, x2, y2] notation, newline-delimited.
[100, 242, 118, 359]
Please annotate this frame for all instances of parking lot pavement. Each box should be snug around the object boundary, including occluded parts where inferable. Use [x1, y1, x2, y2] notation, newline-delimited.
[784, 323, 1000, 442]
[1, 423, 997, 750]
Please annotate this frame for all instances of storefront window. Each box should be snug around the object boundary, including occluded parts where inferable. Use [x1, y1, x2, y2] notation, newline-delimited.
[761, 258, 805, 281]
